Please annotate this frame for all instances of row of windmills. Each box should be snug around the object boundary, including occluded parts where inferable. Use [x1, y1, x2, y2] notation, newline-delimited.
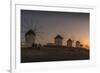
[24, 29, 82, 48]
[54, 34, 81, 48]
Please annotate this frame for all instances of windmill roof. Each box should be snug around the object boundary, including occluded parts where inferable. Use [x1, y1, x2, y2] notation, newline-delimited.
[25, 29, 36, 36]
[55, 35, 63, 39]
[76, 41, 80, 43]
[67, 38, 72, 42]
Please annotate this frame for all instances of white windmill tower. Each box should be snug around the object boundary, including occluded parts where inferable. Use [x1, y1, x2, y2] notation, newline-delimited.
[55, 34, 63, 46]
[66, 33, 75, 48]
[25, 16, 44, 48]
[76, 41, 80, 48]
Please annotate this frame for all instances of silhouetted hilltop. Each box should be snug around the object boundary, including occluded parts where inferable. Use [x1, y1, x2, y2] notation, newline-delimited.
[21, 47, 89, 63]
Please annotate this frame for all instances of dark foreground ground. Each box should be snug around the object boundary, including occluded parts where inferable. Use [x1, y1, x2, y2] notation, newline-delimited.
[21, 47, 89, 63]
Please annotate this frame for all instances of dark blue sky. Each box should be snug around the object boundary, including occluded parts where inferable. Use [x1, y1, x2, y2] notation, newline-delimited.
[21, 10, 89, 46]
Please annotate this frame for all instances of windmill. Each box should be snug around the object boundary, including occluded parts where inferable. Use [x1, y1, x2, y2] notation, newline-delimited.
[65, 33, 75, 47]
[24, 16, 44, 48]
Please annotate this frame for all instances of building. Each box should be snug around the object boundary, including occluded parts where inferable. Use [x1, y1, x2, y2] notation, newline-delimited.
[67, 38, 72, 48]
[55, 35, 63, 46]
[47, 43, 55, 46]
[25, 29, 36, 47]
[46, 43, 55, 47]
[76, 41, 80, 48]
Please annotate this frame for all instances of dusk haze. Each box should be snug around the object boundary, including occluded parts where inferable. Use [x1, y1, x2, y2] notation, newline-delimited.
[21, 10, 90, 63]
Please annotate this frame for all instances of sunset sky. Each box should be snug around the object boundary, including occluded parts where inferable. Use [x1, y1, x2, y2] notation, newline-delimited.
[21, 10, 89, 48]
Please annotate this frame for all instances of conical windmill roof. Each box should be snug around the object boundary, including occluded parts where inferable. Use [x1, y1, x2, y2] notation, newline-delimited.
[76, 41, 80, 43]
[25, 29, 36, 36]
[55, 35, 63, 39]
[67, 38, 72, 42]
